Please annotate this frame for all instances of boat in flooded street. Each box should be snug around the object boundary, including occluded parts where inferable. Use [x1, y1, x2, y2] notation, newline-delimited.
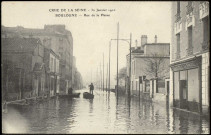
[83, 92, 94, 99]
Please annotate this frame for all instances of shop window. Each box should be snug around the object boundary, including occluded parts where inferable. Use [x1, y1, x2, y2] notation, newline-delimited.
[188, 68, 199, 102]
[179, 70, 188, 106]
[174, 71, 179, 100]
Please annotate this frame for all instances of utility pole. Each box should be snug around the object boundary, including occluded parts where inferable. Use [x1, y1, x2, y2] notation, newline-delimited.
[110, 33, 132, 96]
[109, 41, 111, 93]
[129, 33, 132, 96]
[100, 62, 102, 90]
[106, 63, 108, 91]
[116, 22, 119, 97]
[103, 53, 104, 91]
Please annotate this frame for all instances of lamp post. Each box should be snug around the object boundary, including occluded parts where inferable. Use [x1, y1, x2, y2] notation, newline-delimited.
[106, 63, 108, 91]
[103, 53, 104, 91]
[110, 33, 132, 97]
[117, 22, 119, 97]
[100, 63, 102, 90]
[108, 41, 111, 94]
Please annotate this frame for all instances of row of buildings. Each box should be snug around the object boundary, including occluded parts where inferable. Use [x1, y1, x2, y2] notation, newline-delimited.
[1, 25, 83, 101]
[125, 1, 209, 116]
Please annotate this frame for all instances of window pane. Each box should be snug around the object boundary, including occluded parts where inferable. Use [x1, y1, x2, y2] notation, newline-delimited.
[176, 34, 180, 52]
[180, 70, 187, 80]
[188, 68, 199, 102]
[188, 26, 192, 47]
[174, 71, 179, 100]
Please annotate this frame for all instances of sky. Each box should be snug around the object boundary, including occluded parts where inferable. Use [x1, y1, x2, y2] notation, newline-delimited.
[2, 1, 171, 87]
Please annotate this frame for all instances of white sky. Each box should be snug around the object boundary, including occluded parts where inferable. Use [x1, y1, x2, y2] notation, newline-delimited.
[2, 1, 171, 87]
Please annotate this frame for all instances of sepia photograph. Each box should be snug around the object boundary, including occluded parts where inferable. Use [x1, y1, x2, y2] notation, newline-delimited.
[1, 1, 210, 134]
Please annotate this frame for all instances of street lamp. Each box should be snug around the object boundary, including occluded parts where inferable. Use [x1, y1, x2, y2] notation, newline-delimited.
[109, 33, 132, 97]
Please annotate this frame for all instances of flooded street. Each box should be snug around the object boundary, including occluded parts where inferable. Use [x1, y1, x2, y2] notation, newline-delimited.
[2, 89, 210, 134]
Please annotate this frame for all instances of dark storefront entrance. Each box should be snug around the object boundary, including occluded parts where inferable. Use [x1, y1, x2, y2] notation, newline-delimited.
[180, 80, 187, 109]
[171, 56, 202, 113]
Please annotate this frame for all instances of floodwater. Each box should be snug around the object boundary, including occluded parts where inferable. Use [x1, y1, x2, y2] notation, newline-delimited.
[2, 89, 210, 134]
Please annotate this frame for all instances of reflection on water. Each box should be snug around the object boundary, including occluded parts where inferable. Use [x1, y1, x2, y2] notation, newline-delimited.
[2, 89, 210, 134]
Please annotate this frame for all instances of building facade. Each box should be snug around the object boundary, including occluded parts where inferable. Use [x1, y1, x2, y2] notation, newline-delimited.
[127, 35, 170, 98]
[43, 48, 60, 97]
[170, 1, 209, 115]
[2, 25, 74, 94]
[2, 38, 46, 101]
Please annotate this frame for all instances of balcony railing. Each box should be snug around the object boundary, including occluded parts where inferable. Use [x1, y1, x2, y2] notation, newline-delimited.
[202, 41, 210, 52]
[186, 46, 193, 56]
[175, 12, 181, 22]
[186, 2, 193, 15]
[174, 12, 182, 34]
[199, 2, 209, 19]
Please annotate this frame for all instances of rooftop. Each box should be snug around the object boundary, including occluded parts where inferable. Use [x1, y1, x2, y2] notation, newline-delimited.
[2, 37, 41, 52]
[142, 43, 170, 47]
[2, 25, 72, 37]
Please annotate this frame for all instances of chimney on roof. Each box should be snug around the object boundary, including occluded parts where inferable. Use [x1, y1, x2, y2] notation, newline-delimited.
[154, 35, 157, 43]
[141, 35, 147, 46]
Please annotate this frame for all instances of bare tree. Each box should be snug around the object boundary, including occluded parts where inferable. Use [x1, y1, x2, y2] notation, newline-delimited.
[143, 53, 170, 95]
[143, 53, 169, 80]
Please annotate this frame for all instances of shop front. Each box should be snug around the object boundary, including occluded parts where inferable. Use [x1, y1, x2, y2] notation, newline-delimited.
[171, 56, 202, 113]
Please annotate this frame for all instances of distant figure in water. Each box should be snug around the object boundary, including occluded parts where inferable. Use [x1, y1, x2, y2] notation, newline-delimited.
[68, 87, 73, 95]
[89, 83, 94, 95]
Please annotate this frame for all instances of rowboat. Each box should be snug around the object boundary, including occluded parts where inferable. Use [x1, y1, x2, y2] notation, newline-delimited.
[83, 92, 94, 99]
[58, 93, 80, 98]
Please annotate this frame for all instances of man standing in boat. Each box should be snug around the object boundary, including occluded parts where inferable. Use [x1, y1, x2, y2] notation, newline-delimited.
[89, 83, 94, 95]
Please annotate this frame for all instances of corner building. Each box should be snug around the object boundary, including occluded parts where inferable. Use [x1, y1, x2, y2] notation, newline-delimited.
[170, 1, 209, 115]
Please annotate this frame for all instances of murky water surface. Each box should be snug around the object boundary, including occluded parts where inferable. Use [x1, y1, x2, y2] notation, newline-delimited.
[2, 89, 210, 134]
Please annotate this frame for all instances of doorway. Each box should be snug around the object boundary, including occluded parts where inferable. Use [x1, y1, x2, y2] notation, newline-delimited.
[180, 80, 188, 109]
